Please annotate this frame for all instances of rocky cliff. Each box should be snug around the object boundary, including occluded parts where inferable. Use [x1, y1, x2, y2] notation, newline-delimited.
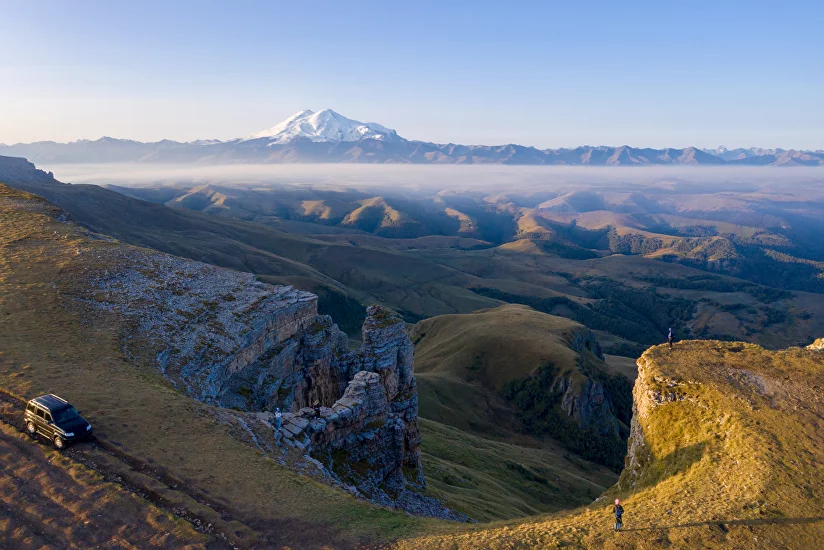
[550, 327, 620, 437]
[83, 246, 453, 516]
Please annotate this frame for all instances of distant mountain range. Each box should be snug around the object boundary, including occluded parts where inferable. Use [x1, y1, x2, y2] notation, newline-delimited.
[2, 109, 822, 166]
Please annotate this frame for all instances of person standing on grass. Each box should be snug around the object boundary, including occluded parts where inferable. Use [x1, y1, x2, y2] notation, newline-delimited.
[613, 499, 624, 531]
[275, 407, 282, 430]
[667, 328, 675, 349]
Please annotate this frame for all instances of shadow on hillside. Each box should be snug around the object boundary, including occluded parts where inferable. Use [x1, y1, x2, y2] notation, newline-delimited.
[621, 441, 708, 492]
[623, 516, 824, 532]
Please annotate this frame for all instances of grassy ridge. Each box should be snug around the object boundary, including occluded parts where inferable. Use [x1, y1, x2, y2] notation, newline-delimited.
[395, 341, 824, 548]
[412, 305, 630, 470]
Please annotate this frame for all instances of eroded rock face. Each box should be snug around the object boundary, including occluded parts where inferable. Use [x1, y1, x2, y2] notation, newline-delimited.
[558, 378, 619, 437]
[568, 328, 605, 361]
[87, 252, 432, 514]
[808, 338, 824, 351]
[619, 351, 698, 490]
[619, 355, 655, 490]
[558, 327, 617, 436]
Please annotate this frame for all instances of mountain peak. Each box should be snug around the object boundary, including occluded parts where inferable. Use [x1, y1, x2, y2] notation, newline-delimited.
[244, 109, 401, 144]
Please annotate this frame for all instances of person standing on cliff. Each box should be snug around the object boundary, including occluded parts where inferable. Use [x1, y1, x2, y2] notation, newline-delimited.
[613, 499, 624, 531]
[275, 407, 282, 430]
[667, 328, 675, 349]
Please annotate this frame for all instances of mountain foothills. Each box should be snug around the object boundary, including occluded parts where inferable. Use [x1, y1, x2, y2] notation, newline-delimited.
[2, 109, 824, 165]
[2, 180, 823, 548]
[1, 154, 824, 549]
[2, 154, 823, 353]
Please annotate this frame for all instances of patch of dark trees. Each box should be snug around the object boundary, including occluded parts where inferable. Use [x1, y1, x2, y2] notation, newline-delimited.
[471, 279, 695, 347]
[501, 362, 631, 472]
[637, 275, 792, 302]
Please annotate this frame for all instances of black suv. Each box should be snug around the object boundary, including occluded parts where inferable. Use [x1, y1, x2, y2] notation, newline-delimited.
[24, 394, 93, 449]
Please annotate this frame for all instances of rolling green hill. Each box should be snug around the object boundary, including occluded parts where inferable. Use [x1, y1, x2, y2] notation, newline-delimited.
[108, 174, 824, 293]
[3, 155, 823, 354]
[412, 305, 632, 470]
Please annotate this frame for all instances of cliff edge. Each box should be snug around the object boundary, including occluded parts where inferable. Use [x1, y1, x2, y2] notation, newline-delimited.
[396, 339, 824, 548]
[81, 247, 457, 516]
[0, 181, 452, 519]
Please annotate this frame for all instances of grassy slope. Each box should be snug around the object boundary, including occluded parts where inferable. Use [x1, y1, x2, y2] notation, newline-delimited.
[603, 354, 639, 381]
[0, 184, 433, 547]
[7, 175, 502, 321]
[419, 419, 615, 523]
[0, 421, 208, 548]
[411, 305, 622, 522]
[411, 304, 602, 438]
[395, 341, 824, 549]
[5, 163, 823, 350]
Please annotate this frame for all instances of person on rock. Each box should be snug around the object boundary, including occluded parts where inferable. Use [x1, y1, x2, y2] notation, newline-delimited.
[613, 499, 624, 531]
[667, 328, 675, 349]
[313, 400, 321, 417]
[275, 407, 282, 430]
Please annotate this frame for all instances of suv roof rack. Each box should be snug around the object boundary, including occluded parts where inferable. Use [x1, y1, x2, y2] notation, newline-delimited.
[31, 394, 70, 411]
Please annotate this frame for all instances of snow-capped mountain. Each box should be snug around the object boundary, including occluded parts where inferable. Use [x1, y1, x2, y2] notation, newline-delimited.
[1, 109, 823, 166]
[243, 109, 401, 144]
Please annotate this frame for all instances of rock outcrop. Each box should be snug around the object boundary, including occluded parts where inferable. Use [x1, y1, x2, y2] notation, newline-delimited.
[553, 327, 618, 437]
[568, 328, 605, 362]
[395, 340, 824, 548]
[808, 338, 824, 351]
[552, 377, 620, 437]
[86, 249, 442, 515]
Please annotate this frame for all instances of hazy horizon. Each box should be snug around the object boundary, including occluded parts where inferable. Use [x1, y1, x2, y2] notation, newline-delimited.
[4, 132, 824, 153]
[43, 163, 824, 194]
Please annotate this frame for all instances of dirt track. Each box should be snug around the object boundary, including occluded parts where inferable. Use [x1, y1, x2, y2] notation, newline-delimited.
[0, 390, 228, 549]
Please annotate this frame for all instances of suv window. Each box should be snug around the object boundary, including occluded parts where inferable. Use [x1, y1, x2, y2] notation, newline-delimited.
[44, 412, 53, 423]
[52, 406, 80, 423]
[27, 403, 35, 413]
[36, 408, 45, 419]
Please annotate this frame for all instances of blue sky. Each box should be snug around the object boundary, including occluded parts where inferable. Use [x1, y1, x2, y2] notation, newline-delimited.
[1, 1, 822, 148]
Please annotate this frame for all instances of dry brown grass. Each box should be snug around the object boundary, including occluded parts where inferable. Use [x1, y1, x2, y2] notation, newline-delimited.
[4, 183, 824, 549]
[394, 340, 824, 549]
[0, 421, 208, 549]
[0, 184, 433, 548]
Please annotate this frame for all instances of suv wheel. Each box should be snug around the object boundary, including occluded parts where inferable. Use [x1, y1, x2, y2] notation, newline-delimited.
[26, 421, 37, 437]
[53, 435, 65, 450]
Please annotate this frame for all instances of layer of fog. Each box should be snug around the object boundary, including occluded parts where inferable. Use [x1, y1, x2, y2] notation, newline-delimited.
[44, 163, 824, 195]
